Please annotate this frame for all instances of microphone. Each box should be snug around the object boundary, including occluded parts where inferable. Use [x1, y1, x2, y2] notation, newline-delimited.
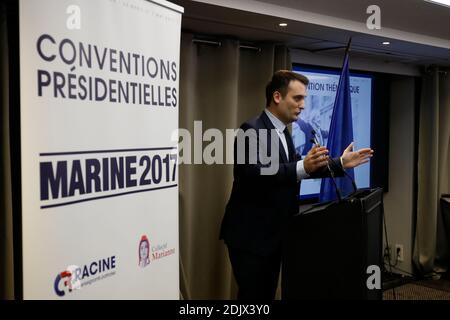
[309, 131, 342, 201]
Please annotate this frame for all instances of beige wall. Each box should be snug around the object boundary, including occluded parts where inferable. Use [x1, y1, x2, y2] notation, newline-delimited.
[384, 76, 416, 275]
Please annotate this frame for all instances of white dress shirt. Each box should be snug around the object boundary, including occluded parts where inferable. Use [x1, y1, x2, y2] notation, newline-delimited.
[264, 109, 309, 181]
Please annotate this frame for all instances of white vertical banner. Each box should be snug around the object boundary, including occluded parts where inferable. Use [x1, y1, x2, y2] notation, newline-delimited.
[19, 0, 183, 299]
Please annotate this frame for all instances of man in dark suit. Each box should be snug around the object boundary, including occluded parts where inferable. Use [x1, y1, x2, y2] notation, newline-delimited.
[220, 70, 373, 300]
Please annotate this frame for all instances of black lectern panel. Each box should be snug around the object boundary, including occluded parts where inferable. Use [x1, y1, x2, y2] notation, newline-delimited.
[282, 188, 383, 300]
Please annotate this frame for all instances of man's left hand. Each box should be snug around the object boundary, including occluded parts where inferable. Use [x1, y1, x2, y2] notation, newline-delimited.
[341, 142, 374, 169]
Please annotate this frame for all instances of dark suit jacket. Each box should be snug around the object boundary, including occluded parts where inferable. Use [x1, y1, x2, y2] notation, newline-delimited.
[220, 111, 343, 256]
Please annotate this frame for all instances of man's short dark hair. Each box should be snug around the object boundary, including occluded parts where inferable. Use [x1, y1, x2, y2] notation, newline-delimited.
[265, 70, 309, 107]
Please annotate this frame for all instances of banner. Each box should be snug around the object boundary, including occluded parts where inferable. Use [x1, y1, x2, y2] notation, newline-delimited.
[20, 0, 183, 299]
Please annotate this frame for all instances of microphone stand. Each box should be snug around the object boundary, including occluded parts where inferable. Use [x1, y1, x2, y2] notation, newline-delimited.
[310, 130, 358, 199]
[327, 157, 358, 195]
[309, 135, 342, 202]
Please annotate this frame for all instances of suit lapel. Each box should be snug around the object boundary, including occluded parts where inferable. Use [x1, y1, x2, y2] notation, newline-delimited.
[260, 111, 289, 163]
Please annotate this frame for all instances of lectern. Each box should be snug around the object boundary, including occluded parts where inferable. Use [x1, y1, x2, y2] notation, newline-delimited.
[281, 188, 383, 300]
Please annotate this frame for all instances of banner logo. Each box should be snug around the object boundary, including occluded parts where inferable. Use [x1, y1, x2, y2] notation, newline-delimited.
[53, 256, 117, 297]
[139, 235, 150, 268]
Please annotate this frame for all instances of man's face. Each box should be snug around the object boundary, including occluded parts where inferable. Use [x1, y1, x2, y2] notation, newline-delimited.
[274, 80, 307, 124]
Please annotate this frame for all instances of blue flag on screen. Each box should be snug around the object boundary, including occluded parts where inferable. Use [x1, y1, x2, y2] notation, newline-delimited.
[319, 51, 355, 202]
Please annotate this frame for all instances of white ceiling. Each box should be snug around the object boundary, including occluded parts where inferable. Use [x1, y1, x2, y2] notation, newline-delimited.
[171, 0, 450, 67]
[256, 0, 450, 41]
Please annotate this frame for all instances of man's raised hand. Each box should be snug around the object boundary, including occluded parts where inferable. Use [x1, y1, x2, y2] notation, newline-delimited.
[304, 146, 329, 175]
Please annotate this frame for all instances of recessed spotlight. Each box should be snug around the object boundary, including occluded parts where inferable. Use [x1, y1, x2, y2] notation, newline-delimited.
[382, 41, 390, 45]
[279, 23, 288, 27]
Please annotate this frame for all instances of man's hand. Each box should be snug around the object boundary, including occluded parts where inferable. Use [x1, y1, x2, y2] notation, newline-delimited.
[341, 142, 374, 169]
[304, 146, 329, 175]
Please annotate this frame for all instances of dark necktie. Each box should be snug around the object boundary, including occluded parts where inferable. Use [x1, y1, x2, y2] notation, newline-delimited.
[283, 127, 295, 162]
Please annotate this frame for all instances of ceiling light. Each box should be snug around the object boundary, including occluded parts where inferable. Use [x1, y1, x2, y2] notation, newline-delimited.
[382, 41, 390, 45]
[424, 0, 450, 8]
[279, 23, 288, 27]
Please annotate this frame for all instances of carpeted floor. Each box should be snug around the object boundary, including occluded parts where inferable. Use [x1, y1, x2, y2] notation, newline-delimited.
[383, 279, 450, 300]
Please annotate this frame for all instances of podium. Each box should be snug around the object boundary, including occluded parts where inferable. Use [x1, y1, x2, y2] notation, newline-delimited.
[281, 188, 383, 300]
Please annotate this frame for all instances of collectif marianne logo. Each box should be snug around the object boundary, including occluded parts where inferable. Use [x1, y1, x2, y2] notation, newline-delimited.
[53, 255, 117, 297]
[138, 235, 150, 268]
[138, 234, 175, 268]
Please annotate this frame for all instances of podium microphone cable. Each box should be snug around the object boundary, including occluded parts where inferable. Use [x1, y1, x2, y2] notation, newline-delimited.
[382, 203, 397, 300]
